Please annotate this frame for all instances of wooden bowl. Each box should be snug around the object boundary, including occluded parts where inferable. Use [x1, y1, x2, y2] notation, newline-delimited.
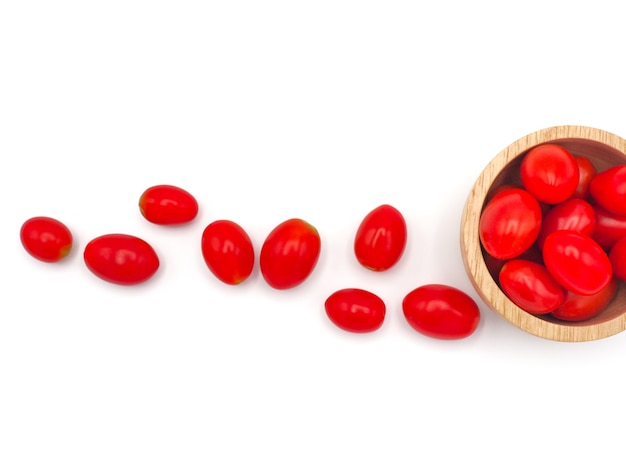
[461, 125, 626, 342]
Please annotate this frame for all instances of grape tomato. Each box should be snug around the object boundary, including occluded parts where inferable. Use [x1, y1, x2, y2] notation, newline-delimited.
[139, 184, 199, 225]
[325, 288, 386, 333]
[552, 277, 617, 322]
[591, 204, 626, 251]
[520, 143, 579, 204]
[499, 259, 565, 314]
[84, 234, 160, 285]
[589, 165, 626, 216]
[542, 230, 612, 296]
[402, 284, 480, 340]
[201, 220, 254, 285]
[536, 198, 595, 250]
[260, 218, 321, 290]
[354, 204, 407, 271]
[20, 216, 73, 262]
[572, 156, 597, 200]
[609, 236, 626, 282]
[479, 187, 542, 260]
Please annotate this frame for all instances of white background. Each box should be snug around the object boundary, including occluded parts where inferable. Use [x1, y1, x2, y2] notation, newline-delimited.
[2, 1, 626, 469]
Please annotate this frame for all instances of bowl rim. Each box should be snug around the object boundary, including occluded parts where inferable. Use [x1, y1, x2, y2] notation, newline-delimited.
[460, 125, 626, 342]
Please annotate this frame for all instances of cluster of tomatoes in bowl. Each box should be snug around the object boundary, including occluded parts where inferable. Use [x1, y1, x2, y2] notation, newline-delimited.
[19, 186, 481, 340]
[479, 142, 626, 322]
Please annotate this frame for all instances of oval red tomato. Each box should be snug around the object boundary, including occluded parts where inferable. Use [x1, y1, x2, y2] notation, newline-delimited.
[201, 220, 254, 285]
[572, 156, 596, 199]
[609, 235, 626, 281]
[20, 216, 73, 262]
[590, 204, 626, 251]
[84, 234, 160, 285]
[325, 288, 386, 333]
[260, 218, 321, 289]
[543, 230, 612, 295]
[354, 204, 407, 271]
[498, 259, 565, 314]
[535, 198, 595, 250]
[520, 143, 578, 204]
[552, 277, 617, 322]
[479, 187, 542, 260]
[402, 284, 480, 340]
[589, 165, 626, 216]
[139, 184, 199, 225]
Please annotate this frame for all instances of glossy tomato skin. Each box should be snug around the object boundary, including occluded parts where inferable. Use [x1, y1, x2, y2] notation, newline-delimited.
[479, 187, 542, 260]
[520, 143, 578, 204]
[590, 204, 626, 251]
[402, 284, 480, 340]
[543, 230, 612, 296]
[84, 234, 160, 285]
[354, 204, 407, 271]
[609, 236, 626, 281]
[201, 220, 254, 285]
[552, 277, 617, 322]
[498, 259, 565, 314]
[325, 288, 386, 333]
[20, 216, 73, 262]
[260, 218, 321, 289]
[139, 184, 199, 225]
[572, 156, 596, 200]
[589, 165, 626, 216]
[535, 198, 595, 250]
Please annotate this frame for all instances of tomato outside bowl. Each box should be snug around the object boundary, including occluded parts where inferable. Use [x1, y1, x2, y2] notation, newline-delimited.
[461, 125, 626, 342]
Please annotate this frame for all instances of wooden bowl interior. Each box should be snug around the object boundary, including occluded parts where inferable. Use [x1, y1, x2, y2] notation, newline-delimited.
[461, 126, 626, 341]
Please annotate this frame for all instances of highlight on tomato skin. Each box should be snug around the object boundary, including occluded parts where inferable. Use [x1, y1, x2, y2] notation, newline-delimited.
[83, 233, 160, 286]
[139, 184, 199, 225]
[259, 218, 321, 290]
[201, 220, 255, 285]
[20, 216, 73, 263]
[324, 288, 386, 333]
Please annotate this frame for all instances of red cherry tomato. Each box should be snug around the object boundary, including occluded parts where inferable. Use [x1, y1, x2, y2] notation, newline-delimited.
[354, 204, 407, 271]
[20, 216, 73, 262]
[609, 235, 626, 281]
[324, 288, 386, 333]
[520, 143, 579, 204]
[590, 204, 626, 251]
[260, 218, 321, 289]
[139, 184, 199, 225]
[84, 234, 160, 285]
[479, 187, 542, 260]
[402, 284, 480, 340]
[589, 165, 626, 216]
[535, 198, 595, 250]
[201, 220, 254, 285]
[572, 156, 596, 200]
[552, 277, 617, 322]
[498, 259, 565, 314]
[543, 230, 612, 295]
